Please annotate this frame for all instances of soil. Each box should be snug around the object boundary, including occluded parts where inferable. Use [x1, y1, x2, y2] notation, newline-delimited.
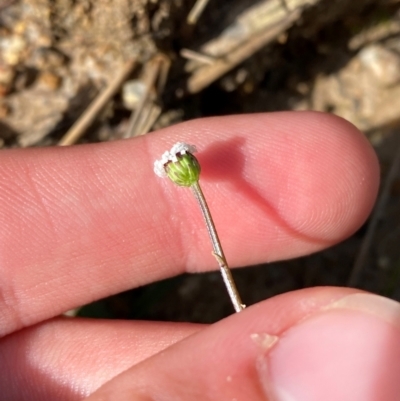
[2, 0, 400, 323]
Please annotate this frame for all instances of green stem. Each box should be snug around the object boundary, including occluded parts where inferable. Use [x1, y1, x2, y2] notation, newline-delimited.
[191, 181, 245, 313]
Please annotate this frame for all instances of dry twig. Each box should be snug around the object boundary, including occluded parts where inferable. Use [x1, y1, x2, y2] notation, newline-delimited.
[124, 54, 170, 138]
[185, 9, 300, 94]
[180, 48, 216, 65]
[58, 59, 136, 146]
[187, 0, 211, 25]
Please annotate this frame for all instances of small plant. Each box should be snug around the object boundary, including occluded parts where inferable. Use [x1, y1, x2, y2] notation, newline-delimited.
[154, 142, 245, 312]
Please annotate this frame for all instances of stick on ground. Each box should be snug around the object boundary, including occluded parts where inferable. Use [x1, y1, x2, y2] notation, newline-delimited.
[180, 48, 216, 65]
[58, 59, 136, 146]
[124, 54, 169, 138]
[185, 9, 300, 94]
[187, 0, 211, 25]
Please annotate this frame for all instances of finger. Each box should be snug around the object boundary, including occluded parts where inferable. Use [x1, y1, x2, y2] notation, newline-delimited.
[0, 318, 203, 401]
[84, 288, 400, 401]
[0, 112, 379, 335]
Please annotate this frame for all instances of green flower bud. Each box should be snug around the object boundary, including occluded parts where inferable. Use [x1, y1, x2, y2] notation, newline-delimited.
[154, 142, 200, 187]
[165, 152, 200, 187]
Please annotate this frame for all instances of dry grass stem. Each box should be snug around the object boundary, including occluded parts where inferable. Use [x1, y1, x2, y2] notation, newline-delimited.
[186, 8, 301, 93]
[187, 0, 211, 25]
[349, 19, 400, 50]
[138, 104, 162, 136]
[134, 103, 162, 137]
[180, 48, 216, 65]
[58, 59, 136, 146]
[124, 54, 170, 138]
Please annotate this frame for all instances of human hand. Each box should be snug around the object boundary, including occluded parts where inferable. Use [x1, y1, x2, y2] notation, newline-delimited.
[2, 112, 396, 401]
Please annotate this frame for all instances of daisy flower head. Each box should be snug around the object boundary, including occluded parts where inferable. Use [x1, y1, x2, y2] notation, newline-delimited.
[154, 142, 200, 187]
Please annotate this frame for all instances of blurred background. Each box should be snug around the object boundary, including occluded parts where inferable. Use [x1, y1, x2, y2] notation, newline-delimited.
[1, 0, 400, 322]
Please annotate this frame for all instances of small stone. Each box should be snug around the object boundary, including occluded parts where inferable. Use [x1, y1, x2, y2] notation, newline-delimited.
[0, 35, 26, 66]
[359, 45, 400, 87]
[122, 80, 147, 110]
[37, 71, 62, 90]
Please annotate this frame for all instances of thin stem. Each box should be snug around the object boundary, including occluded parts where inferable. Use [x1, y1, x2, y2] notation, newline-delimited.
[186, 0, 210, 25]
[191, 181, 245, 312]
[59, 58, 136, 146]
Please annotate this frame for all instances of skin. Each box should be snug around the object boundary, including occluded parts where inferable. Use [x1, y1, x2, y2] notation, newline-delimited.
[1, 111, 397, 401]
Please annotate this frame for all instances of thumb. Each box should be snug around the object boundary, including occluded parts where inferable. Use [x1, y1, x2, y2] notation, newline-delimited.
[83, 287, 400, 401]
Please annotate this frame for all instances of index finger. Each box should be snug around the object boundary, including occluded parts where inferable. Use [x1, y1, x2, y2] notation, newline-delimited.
[0, 112, 379, 335]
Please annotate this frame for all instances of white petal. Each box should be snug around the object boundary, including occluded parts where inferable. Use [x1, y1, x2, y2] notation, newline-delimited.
[153, 159, 167, 177]
[170, 142, 197, 158]
[160, 151, 171, 164]
[154, 142, 197, 178]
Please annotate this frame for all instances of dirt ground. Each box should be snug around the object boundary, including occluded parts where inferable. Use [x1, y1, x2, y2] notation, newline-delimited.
[2, 0, 400, 322]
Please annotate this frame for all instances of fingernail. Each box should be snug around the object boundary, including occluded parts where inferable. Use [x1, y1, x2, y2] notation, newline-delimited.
[257, 293, 400, 401]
